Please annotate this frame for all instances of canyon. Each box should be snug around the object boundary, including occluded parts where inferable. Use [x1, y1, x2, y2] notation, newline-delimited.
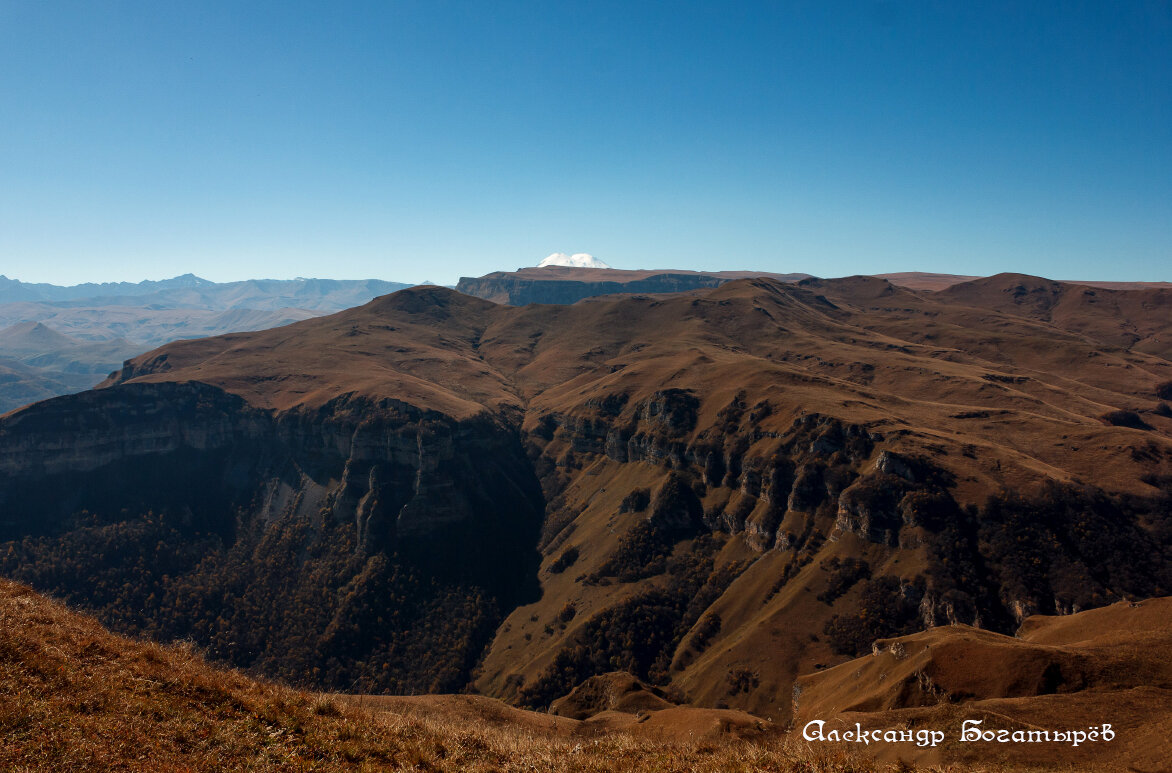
[0, 273, 1169, 728]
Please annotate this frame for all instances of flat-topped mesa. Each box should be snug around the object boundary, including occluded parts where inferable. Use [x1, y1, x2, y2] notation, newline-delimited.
[455, 266, 812, 306]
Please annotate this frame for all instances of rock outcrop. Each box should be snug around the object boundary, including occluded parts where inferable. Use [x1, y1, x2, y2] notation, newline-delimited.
[550, 672, 675, 719]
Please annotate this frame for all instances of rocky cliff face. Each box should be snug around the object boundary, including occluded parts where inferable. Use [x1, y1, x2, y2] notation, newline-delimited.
[0, 377, 543, 694]
[0, 381, 539, 550]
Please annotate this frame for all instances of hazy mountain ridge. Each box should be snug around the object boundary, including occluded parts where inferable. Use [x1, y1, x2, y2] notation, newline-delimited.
[0, 272, 215, 303]
[0, 322, 143, 414]
[0, 322, 139, 368]
[0, 305, 323, 346]
[0, 274, 413, 413]
[0, 273, 410, 309]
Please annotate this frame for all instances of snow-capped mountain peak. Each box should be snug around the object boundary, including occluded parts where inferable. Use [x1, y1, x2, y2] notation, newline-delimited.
[536, 252, 612, 269]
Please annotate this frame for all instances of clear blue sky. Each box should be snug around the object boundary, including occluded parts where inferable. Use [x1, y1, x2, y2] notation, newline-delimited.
[1, 1, 1169, 285]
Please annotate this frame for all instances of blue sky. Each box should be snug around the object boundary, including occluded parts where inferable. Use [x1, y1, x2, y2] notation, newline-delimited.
[1, 1, 1169, 285]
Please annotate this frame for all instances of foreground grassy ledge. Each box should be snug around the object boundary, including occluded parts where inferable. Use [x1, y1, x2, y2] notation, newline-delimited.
[6, 575, 1133, 772]
[0, 576, 898, 772]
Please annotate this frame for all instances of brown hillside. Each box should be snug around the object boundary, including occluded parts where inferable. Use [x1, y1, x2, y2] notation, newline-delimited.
[873, 272, 982, 291]
[100, 286, 513, 417]
[0, 276, 1169, 729]
[793, 597, 1172, 771]
[0, 577, 898, 773]
[876, 272, 1172, 293]
[939, 273, 1172, 358]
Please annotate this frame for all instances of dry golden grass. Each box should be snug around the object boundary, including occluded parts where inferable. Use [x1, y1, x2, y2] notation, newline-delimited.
[0, 576, 1044, 772]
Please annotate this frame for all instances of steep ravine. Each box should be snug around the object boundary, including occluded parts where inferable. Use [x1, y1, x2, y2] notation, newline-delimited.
[0, 379, 545, 694]
[474, 387, 1171, 721]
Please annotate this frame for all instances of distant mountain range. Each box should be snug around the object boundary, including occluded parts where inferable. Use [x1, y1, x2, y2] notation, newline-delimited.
[0, 274, 411, 413]
[0, 273, 410, 312]
[0, 322, 141, 413]
[0, 272, 217, 304]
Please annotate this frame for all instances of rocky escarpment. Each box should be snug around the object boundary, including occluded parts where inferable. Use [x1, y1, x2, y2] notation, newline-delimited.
[0, 379, 544, 693]
[0, 382, 266, 540]
[497, 379, 1170, 717]
[535, 390, 893, 554]
[0, 381, 539, 551]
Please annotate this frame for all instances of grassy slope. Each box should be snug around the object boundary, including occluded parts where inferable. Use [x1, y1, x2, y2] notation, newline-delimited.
[1, 576, 916, 773]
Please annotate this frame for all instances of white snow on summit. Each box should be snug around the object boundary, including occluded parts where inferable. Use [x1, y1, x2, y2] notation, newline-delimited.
[537, 252, 612, 269]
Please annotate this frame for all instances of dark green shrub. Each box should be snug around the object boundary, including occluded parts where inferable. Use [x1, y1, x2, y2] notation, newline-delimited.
[549, 546, 579, 574]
